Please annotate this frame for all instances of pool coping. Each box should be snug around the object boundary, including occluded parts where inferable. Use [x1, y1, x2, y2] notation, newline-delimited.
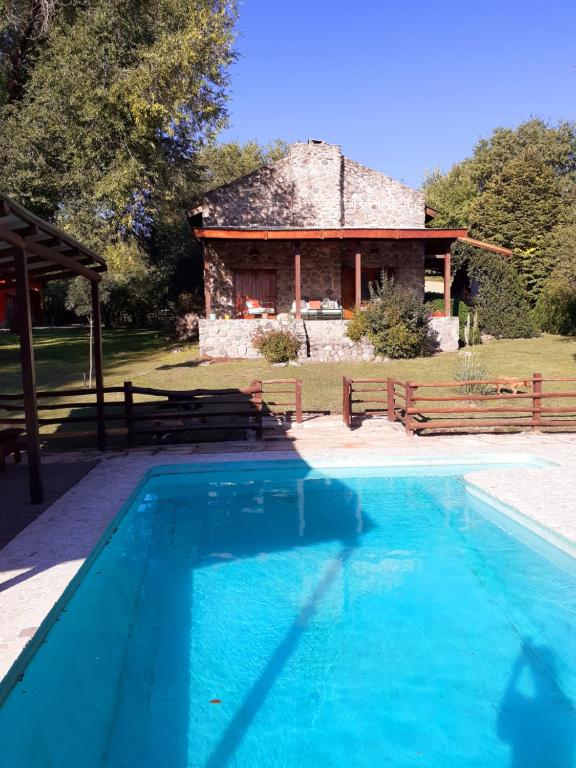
[1, 445, 575, 687]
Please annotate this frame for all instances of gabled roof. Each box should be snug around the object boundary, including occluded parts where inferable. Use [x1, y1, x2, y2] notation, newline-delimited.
[0, 193, 107, 283]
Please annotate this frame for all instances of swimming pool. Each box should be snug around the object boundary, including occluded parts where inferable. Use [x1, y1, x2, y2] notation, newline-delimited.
[1, 460, 575, 767]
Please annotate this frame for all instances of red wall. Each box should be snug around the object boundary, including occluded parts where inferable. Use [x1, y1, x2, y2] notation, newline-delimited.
[0, 282, 43, 326]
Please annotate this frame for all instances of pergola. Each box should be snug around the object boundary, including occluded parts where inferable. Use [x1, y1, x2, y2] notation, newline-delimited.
[194, 227, 512, 319]
[0, 193, 107, 504]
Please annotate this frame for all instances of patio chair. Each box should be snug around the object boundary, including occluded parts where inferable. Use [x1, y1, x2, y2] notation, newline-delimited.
[242, 296, 275, 319]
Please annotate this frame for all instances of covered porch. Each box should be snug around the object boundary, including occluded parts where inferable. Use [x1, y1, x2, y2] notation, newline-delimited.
[195, 226, 490, 321]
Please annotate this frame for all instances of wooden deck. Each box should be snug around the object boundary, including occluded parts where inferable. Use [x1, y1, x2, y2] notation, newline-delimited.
[0, 459, 98, 550]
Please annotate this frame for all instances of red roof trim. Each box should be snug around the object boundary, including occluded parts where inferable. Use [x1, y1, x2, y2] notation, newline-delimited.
[193, 227, 469, 241]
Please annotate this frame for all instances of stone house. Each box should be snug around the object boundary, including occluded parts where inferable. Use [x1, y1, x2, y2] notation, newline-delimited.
[190, 140, 509, 360]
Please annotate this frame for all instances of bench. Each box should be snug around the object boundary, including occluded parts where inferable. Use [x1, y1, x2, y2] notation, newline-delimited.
[0, 428, 24, 470]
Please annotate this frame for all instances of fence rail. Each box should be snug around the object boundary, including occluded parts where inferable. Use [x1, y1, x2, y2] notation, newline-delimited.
[0, 378, 303, 448]
[343, 372, 576, 435]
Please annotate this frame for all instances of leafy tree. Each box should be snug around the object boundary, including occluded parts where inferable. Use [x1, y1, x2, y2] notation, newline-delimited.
[0, 0, 60, 105]
[424, 119, 576, 301]
[452, 243, 535, 339]
[198, 139, 288, 191]
[1, 0, 238, 323]
[533, 207, 576, 334]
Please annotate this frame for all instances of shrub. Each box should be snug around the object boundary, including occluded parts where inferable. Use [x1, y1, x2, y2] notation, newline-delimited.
[378, 323, 423, 358]
[350, 273, 431, 359]
[534, 278, 576, 335]
[346, 310, 368, 342]
[252, 328, 300, 363]
[453, 243, 536, 339]
[454, 353, 493, 399]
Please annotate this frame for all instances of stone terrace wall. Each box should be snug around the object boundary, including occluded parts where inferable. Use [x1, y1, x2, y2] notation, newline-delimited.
[198, 319, 373, 362]
[198, 318, 308, 360]
[198, 317, 459, 361]
[304, 320, 376, 362]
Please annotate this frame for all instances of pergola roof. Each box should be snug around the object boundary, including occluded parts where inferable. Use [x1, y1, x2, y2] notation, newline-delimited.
[193, 226, 512, 257]
[0, 193, 107, 283]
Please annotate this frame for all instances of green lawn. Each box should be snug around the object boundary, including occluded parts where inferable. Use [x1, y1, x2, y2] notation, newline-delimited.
[1, 327, 575, 416]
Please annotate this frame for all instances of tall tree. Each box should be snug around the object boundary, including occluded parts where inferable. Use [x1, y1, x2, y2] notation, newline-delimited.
[0, 0, 60, 105]
[1, 0, 238, 322]
[424, 119, 576, 300]
[198, 138, 288, 190]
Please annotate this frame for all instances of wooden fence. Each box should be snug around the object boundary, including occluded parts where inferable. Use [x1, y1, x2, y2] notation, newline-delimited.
[343, 373, 576, 435]
[0, 378, 302, 447]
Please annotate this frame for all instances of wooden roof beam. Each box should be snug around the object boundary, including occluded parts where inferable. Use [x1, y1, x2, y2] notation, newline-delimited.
[193, 227, 470, 241]
[0, 222, 102, 281]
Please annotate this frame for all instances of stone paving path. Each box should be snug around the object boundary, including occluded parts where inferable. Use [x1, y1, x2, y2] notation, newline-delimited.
[1, 418, 576, 680]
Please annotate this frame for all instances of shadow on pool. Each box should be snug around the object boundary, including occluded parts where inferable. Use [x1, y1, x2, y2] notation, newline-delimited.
[204, 542, 358, 768]
[498, 639, 576, 768]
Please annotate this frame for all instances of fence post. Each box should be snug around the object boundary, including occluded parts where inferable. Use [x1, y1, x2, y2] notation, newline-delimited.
[253, 379, 264, 440]
[295, 379, 303, 424]
[124, 381, 134, 447]
[532, 371, 542, 433]
[387, 378, 395, 422]
[405, 382, 414, 436]
[342, 377, 350, 428]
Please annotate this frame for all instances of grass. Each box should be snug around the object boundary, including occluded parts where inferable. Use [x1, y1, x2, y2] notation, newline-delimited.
[1, 327, 575, 418]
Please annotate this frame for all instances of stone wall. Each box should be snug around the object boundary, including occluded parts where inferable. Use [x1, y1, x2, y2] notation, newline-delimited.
[202, 140, 425, 229]
[343, 158, 425, 227]
[204, 239, 426, 316]
[304, 320, 376, 361]
[203, 141, 343, 228]
[199, 316, 459, 361]
[198, 318, 308, 360]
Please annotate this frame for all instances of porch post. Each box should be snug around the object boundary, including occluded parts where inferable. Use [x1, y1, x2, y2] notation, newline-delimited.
[444, 251, 451, 316]
[203, 244, 212, 317]
[91, 280, 106, 451]
[294, 245, 302, 320]
[355, 247, 362, 311]
[14, 245, 43, 503]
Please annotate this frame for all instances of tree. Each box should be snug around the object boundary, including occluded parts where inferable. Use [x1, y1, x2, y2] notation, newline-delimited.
[424, 119, 576, 301]
[0, 0, 238, 324]
[0, 0, 60, 105]
[197, 139, 288, 191]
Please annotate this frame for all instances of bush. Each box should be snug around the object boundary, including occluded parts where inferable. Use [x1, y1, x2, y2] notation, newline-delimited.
[347, 273, 431, 359]
[346, 310, 368, 342]
[453, 244, 536, 339]
[454, 353, 493, 399]
[252, 328, 301, 363]
[534, 278, 576, 335]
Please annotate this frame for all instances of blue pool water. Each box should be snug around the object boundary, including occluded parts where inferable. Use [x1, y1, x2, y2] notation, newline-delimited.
[1, 461, 575, 767]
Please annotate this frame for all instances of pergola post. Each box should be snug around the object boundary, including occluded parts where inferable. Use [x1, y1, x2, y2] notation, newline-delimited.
[355, 247, 362, 311]
[294, 246, 302, 320]
[14, 246, 43, 503]
[444, 251, 452, 317]
[91, 280, 105, 451]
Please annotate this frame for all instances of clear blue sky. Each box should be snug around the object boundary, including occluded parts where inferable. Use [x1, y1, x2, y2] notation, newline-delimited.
[220, 0, 576, 188]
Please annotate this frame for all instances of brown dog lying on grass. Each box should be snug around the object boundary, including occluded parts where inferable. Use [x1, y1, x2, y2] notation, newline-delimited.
[495, 377, 531, 395]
